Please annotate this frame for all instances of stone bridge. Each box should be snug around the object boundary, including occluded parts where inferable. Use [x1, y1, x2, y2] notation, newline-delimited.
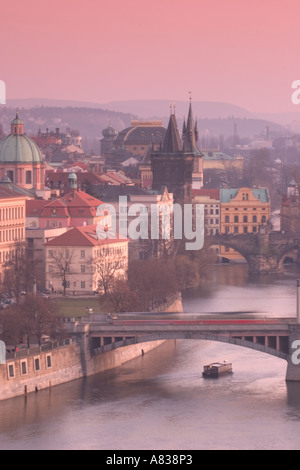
[63, 313, 300, 382]
[210, 230, 300, 274]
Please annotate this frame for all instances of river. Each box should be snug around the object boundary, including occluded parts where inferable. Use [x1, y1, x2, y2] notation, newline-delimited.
[1, 264, 300, 450]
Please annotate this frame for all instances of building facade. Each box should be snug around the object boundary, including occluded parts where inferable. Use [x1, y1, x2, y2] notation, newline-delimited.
[26, 173, 108, 230]
[192, 189, 220, 236]
[0, 186, 27, 282]
[45, 225, 129, 295]
[219, 187, 270, 262]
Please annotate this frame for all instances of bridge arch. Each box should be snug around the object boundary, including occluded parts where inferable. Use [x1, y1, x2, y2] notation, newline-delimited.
[278, 245, 300, 272]
[93, 333, 289, 361]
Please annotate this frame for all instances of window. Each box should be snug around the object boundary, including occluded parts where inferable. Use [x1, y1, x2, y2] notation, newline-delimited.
[225, 215, 230, 223]
[21, 360, 27, 376]
[81, 265, 85, 273]
[243, 215, 248, 223]
[34, 357, 40, 371]
[81, 281, 86, 289]
[262, 215, 266, 223]
[80, 250, 85, 259]
[46, 354, 52, 369]
[139, 251, 148, 260]
[8, 363, 15, 379]
[25, 171, 32, 184]
[65, 281, 70, 288]
[234, 215, 239, 223]
[253, 215, 257, 223]
[234, 226, 239, 233]
[243, 226, 248, 233]
[49, 250, 54, 258]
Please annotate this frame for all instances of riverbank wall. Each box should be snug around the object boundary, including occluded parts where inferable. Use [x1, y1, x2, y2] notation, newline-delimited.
[0, 293, 182, 401]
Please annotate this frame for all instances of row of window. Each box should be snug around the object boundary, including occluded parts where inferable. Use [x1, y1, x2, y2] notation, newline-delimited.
[224, 226, 259, 234]
[0, 227, 24, 243]
[0, 246, 24, 264]
[62, 281, 87, 289]
[7, 354, 52, 379]
[49, 259, 127, 274]
[0, 206, 24, 221]
[205, 208, 220, 215]
[224, 215, 267, 223]
[49, 246, 127, 259]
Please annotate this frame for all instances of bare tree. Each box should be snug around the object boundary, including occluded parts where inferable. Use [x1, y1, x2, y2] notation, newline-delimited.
[2, 242, 40, 303]
[101, 279, 142, 312]
[18, 294, 58, 347]
[220, 157, 242, 187]
[93, 252, 126, 296]
[50, 249, 74, 296]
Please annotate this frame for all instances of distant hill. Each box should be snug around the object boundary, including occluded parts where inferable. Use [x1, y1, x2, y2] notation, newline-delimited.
[99, 99, 253, 120]
[0, 105, 134, 153]
[0, 99, 287, 153]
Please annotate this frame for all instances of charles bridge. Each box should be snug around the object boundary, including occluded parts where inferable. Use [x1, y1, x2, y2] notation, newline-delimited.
[209, 229, 300, 275]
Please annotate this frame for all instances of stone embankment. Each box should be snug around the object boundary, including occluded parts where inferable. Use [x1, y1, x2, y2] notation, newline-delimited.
[0, 293, 182, 401]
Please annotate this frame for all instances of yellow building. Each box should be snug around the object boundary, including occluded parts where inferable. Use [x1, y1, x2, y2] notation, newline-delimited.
[0, 186, 27, 281]
[219, 187, 270, 261]
[202, 150, 243, 171]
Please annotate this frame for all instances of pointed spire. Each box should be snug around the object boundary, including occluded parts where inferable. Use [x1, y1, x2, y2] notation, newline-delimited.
[162, 109, 182, 153]
[194, 119, 198, 142]
[183, 97, 201, 155]
[182, 119, 186, 141]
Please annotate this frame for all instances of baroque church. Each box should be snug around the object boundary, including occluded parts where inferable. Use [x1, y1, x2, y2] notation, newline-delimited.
[0, 113, 46, 197]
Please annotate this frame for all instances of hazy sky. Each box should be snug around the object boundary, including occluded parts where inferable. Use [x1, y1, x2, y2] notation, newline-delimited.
[1, 0, 300, 113]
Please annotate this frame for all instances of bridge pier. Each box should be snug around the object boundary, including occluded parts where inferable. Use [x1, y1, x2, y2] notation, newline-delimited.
[247, 253, 281, 276]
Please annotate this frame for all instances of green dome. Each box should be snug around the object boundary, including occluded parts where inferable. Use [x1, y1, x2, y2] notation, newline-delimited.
[0, 134, 43, 164]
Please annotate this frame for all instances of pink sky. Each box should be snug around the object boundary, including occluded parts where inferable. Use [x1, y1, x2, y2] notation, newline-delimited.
[1, 0, 300, 113]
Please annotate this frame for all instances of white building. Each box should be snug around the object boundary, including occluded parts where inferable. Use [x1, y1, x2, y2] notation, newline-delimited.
[44, 224, 129, 295]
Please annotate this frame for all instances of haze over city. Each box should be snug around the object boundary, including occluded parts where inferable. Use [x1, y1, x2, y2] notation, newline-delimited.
[1, 0, 300, 114]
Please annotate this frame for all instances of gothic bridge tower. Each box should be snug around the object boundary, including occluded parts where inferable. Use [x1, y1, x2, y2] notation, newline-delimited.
[151, 100, 202, 205]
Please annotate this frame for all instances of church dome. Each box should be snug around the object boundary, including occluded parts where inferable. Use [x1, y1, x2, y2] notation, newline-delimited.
[102, 125, 118, 139]
[0, 113, 43, 164]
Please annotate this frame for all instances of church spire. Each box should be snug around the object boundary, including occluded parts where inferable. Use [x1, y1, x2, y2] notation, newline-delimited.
[182, 97, 201, 155]
[162, 105, 182, 153]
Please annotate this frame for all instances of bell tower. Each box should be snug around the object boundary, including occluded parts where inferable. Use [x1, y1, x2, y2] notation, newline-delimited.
[11, 112, 24, 135]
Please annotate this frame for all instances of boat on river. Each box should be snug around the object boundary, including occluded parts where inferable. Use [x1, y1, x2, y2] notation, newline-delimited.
[202, 361, 233, 378]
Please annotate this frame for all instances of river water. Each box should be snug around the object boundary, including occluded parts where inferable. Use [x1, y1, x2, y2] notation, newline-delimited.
[2, 264, 300, 450]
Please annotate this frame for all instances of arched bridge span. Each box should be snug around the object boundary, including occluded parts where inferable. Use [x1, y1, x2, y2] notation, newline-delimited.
[65, 313, 300, 380]
[87, 315, 292, 361]
[93, 332, 289, 361]
[210, 231, 300, 274]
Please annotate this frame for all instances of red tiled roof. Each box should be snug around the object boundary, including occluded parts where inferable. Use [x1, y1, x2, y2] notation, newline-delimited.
[45, 225, 128, 247]
[0, 186, 28, 200]
[32, 189, 104, 219]
[45, 171, 106, 186]
[26, 199, 49, 216]
[192, 189, 220, 200]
